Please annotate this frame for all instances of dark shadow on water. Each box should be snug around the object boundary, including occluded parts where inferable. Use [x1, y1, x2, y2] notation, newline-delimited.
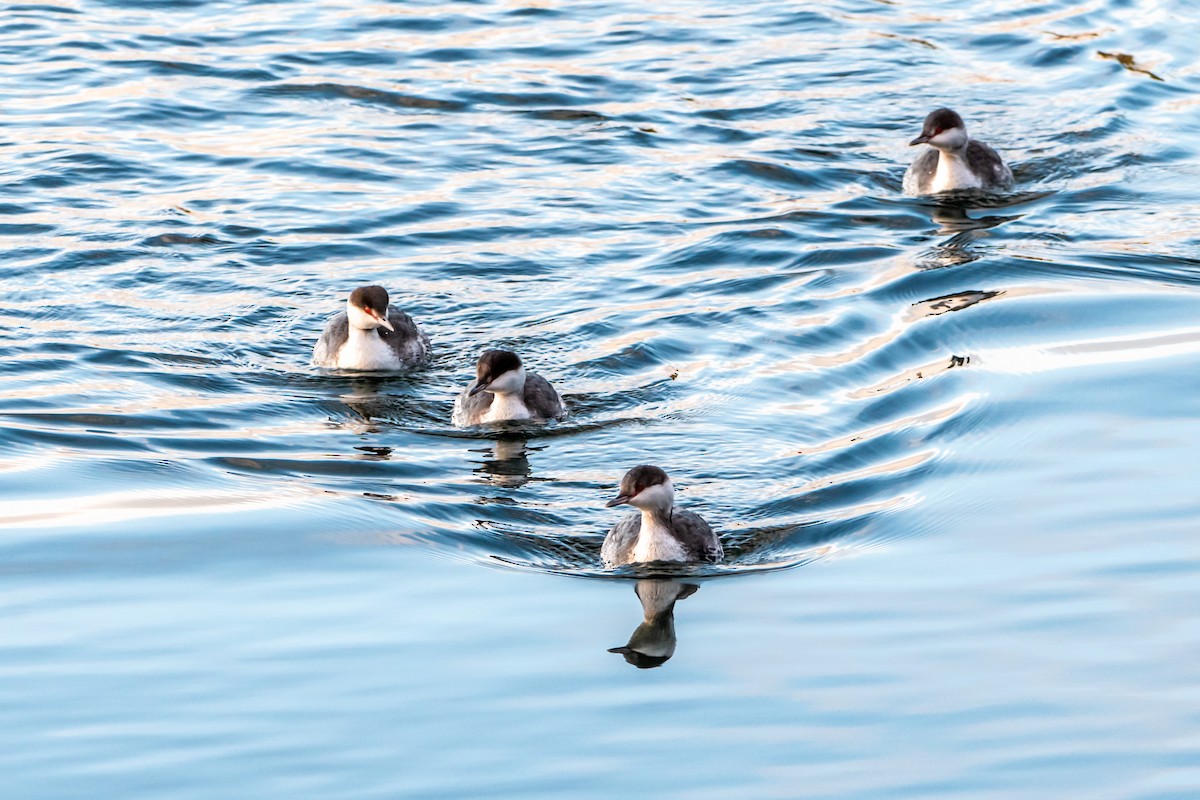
[911, 291, 1002, 318]
[352, 445, 393, 461]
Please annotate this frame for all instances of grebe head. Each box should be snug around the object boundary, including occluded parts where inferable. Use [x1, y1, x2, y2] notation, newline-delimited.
[909, 107, 969, 152]
[606, 464, 675, 513]
[469, 349, 526, 397]
[346, 285, 394, 331]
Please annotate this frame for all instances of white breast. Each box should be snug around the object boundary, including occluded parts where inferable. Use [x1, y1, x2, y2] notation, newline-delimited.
[931, 153, 983, 192]
[633, 517, 688, 563]
[480, 393, 532, 423]
[336, 328, 402, 370]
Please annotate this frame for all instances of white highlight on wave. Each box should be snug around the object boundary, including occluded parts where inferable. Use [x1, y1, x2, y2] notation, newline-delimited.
[978, 326, 1200, 374]
[0, 485, 314, 529]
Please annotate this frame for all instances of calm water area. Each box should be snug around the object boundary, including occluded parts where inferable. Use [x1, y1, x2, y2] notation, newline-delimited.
[3, 0, 1200, 796]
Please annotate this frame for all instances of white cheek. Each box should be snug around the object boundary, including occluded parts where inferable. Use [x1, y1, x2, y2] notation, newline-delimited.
[632, 480, 674, 509]
[347, 304, 379, 329]
[929, 128, 966, 149]
[488, 367, 525, 394]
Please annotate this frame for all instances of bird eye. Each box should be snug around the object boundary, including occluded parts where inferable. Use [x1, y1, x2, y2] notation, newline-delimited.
[933, 127, 943, 136]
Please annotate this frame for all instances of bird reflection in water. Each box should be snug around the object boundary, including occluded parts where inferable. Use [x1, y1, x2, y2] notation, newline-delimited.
[912, 201, 1009, 323]
[928, 202, 1021, 237]
[922, 187, 1054, 239]
[609, 579, 699, 669]
[335, 374, 396, 433]
[472, 436, 536, 489]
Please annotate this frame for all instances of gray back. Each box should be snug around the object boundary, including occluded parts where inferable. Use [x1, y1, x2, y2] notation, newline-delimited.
[670, 508, 723, 563]
[379, 306, 431, 364]
[522, 372, 566, 419]
[965, 139, 1013, 188]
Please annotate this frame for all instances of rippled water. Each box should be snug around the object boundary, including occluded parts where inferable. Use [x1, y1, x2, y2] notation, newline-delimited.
[4, 0, 1200, 795]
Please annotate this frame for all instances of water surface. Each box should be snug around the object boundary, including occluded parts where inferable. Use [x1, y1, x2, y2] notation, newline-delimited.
[3, 0, 1200, 796]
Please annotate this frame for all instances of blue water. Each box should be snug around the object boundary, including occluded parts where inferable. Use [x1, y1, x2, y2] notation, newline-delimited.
[4, 0, 1200, 796]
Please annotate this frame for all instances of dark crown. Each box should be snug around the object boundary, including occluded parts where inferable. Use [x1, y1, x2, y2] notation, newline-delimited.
[477, 349, 523, 381]
[923, 107, 964, 134]
[620, 464, 670, 496]
[349, 285, 389, 314]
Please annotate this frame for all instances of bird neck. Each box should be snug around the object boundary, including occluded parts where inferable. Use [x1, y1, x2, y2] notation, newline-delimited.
[346, 325, 377, 343]
[631, 494, 687, 564]
[640, 505, 673, 528]
[632, 481, 675, 526]
[636, 580, 687, 622]
[483, 391, 532, 421]
[933, 134, 970, 157]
